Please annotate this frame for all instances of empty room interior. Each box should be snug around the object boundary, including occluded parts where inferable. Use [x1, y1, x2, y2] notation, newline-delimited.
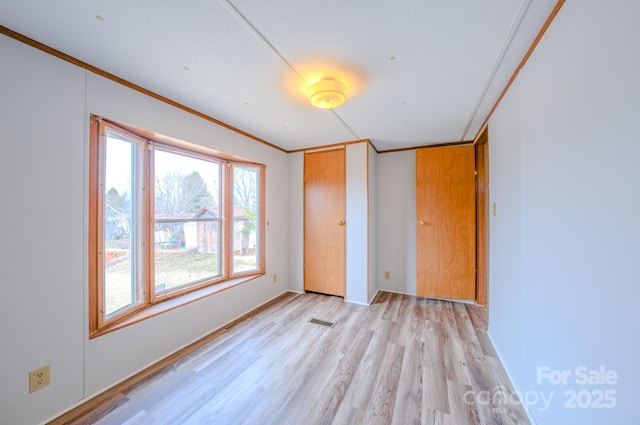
[0, 1, 638, 424]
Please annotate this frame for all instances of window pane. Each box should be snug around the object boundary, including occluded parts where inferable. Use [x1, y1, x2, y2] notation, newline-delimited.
[154, 149, 221, 293]
[104, 133, 140, 318]
[233, 165, 259, 274]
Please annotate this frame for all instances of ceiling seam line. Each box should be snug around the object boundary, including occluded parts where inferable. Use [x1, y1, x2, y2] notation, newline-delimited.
[217, 0, 303, 81]
[331, 110, 360, 140]
[218, 0, 360, 143]
[459, 0, 531, 141]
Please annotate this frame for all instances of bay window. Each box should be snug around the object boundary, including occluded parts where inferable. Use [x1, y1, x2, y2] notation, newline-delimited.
[89, 115, 265, 337]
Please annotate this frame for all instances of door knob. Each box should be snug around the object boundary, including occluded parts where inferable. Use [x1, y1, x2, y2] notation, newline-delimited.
[337, 220, 345, 226]
[417, 220, 425, 226]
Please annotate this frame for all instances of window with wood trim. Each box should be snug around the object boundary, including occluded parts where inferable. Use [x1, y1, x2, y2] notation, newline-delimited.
[89, 115, 265, 337]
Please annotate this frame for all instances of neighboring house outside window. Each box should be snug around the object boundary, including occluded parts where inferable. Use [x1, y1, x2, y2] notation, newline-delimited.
[88, 115, 265, 337]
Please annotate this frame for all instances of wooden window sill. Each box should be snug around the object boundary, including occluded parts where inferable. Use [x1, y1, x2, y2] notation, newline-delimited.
[90, 274, 264, 339]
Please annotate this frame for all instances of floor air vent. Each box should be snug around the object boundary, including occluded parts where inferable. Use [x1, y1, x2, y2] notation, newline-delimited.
[308, 318, 336, 328]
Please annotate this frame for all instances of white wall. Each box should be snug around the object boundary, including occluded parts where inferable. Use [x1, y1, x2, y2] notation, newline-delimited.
[345, 143, 369, 304]
[0, 32, 86, 425]
[288, 151, 304, 293]
[486, 75, 526, 389]
[488, 1, 640, 423]
[376, 150, 417, 295]
[0, 34, 290, 425]
[368, 144, 378, 302]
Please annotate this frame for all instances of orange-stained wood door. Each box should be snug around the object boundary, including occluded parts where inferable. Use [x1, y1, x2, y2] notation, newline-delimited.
[304, 149, 346, 297]
[416, 145, 476, 301]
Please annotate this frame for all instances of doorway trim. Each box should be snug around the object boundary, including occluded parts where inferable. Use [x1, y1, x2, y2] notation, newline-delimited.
[475, 127, 489, 305]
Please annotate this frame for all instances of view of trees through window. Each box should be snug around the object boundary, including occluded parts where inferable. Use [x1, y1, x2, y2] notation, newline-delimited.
[153, 149, 222, 294]
[103, 133, 140, 318]
[99, 124, 262, 322]
[233, 165, 260, 273]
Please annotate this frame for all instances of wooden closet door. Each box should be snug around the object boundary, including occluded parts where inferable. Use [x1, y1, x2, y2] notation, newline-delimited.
[304, 149, 346, 297]
[416, 145, 476, 301]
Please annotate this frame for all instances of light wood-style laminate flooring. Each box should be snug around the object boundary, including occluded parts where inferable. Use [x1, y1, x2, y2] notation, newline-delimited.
[50, 291, 530, 425]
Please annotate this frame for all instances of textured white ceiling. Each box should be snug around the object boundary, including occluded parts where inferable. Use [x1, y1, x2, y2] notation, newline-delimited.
[0, 0, 558, 151]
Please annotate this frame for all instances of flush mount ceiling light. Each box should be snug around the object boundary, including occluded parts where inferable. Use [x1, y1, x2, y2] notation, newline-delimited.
[308, 78, 347, 109]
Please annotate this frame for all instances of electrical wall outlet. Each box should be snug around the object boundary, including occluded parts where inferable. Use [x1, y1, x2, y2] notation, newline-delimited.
[29, 365, 50, 393]
[272, 274, 278, 283]
[384, 271, 391, 279]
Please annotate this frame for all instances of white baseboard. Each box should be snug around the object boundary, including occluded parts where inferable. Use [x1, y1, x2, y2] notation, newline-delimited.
[377, 288, 416, 296]
[486, 331, 538, 425]
[345, 298, 370, 306]
[368, 289, 381, 304]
